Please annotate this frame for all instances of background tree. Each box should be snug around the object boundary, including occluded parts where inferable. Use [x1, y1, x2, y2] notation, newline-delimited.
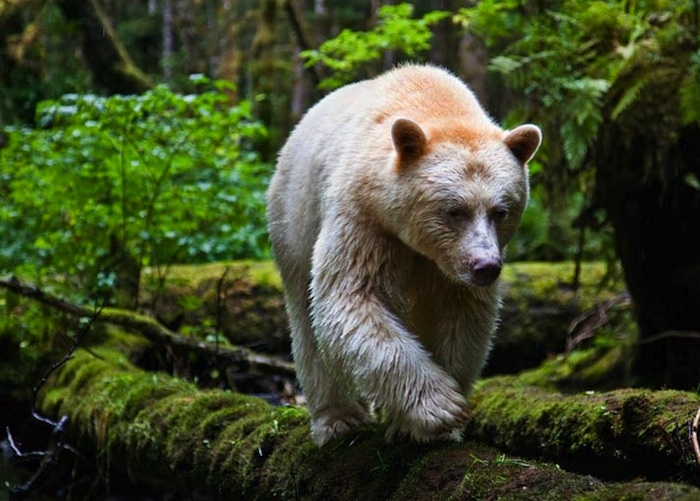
[459, 0, 700, 388]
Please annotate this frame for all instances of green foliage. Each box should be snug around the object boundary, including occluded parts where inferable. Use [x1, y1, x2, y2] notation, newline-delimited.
[0, 77, 271, 300]
[458, 0, 700, 262]
[506, 182, 550, 261]
[301, 3, 450, 90]
[462, 0, 700, 172]
[453, 0, 525, 47]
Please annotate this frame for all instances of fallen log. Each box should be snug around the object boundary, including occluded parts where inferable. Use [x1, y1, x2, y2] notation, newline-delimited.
[35, 347, 700, 500]
[5, 268, 699, 497]
[467, 375, 700, 484]
[0, 275, 295, 380]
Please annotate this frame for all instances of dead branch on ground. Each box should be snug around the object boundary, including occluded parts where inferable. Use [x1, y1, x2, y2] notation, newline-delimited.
[0, 276, 295, 380]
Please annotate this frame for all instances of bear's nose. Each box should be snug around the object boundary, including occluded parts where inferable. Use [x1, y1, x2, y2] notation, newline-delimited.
[472, 257, 502, 286]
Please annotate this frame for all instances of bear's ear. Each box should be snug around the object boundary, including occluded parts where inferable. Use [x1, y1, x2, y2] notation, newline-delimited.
[504, 124, 542, 165]
[392, 118, 428, 166]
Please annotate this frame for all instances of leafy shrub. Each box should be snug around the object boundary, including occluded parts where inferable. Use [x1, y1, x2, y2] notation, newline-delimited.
[0, 77, 271, 301]
[301, 3, 449, 90]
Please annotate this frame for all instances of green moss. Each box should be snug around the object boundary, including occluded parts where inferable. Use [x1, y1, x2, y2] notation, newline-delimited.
[138, 260, 288, 352]
[583, 482, 700, 500]
[144, 260, 282, 290]
[502, 262, 624, 306]
[33, 336, 700, 499]
[467, 375, 699, 482]
[516, 346, 631, 391]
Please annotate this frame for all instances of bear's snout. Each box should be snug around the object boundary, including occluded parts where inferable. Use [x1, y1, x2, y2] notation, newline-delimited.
[471, 256, 502, 286]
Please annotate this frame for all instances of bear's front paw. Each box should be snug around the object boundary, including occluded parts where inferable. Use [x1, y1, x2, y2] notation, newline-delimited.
[385, 381, 468, 443]
[310, 407, 371, 446]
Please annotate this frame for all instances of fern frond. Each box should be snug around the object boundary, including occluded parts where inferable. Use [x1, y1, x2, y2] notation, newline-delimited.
[610, 74, 651, 121]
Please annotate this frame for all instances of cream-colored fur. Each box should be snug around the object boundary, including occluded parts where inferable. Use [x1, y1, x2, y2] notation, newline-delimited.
[267, 64, 541, 446]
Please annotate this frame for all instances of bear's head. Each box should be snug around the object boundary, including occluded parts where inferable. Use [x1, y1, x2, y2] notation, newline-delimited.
[385, 118, 542, 287]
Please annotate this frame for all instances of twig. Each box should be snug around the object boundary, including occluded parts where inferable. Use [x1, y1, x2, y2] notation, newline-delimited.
[5, 296, 103, 497]
[215, 265, 231, 352]
[0, 275, 295, 379]
[692, 406, 700, 471]
[30, 298, 106, 426]
[566, 292, 631, 352]
[638, 330, 700, 345]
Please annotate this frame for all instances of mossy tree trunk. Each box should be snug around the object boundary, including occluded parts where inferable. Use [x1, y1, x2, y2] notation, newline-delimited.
[595, 82, 700, 389]
[57, 0, 153, 95]
[467, 376, 700, 483]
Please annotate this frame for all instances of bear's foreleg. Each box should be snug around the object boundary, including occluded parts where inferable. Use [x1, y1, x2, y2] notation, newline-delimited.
[309, 232, 469, 444]
[426, 284, 500, 397]
[283, 281, 372, 446]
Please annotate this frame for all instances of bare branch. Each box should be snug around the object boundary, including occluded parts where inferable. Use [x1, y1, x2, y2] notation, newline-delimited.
[566, 292, 631, 352]
[693, 406, 700, 472]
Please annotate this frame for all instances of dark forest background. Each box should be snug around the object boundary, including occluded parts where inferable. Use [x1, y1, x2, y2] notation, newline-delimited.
[1, 0, 699, 387]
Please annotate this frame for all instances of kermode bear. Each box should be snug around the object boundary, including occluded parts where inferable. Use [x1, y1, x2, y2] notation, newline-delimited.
[267, 64, 541, 446]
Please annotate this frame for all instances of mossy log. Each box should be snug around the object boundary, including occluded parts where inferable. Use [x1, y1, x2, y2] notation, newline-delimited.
[37, 348, 700, 500]
[141, 261, 289, 353]
[467, 375, 700, 484]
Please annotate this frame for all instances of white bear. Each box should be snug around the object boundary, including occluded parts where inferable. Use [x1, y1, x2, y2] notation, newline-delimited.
[267, 64, 541, 445]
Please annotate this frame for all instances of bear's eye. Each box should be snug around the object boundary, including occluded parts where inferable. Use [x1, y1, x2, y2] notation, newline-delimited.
[446, 207, 469, 220]
[492, 207, 508, 221]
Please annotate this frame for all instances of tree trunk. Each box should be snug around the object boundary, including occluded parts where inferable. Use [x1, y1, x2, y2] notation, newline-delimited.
[250, 0, 279, 160]
[214, 0, 241, 100]
[596, 110, 700, 389]
[56, 0, 153, 94]
[429, 0, 459, 70]
[467, 375, 700, 483]
[162, 0, 174, 83]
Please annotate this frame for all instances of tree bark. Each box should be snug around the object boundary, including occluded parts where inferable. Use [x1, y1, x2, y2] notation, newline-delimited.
[284, 0, 324, 89]
[162, 0, 173, 82]
[57, 0, 153, 94]
[250, 0, 280, 161]
[596, 85, 700, 389]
